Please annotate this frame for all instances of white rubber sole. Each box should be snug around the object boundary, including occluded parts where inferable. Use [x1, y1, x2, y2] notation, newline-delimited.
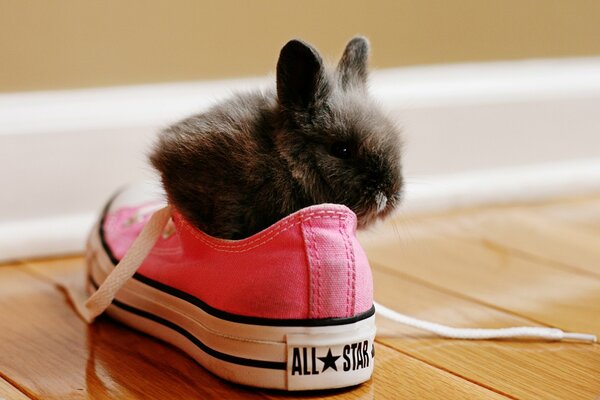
[86, 221, 376, 391]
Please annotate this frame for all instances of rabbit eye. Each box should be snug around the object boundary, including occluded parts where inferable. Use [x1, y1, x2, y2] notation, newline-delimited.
[329, 142, 352, 159]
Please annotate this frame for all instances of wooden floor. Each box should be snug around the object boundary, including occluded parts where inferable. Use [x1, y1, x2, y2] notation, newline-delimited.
[1, 195, 600, 399]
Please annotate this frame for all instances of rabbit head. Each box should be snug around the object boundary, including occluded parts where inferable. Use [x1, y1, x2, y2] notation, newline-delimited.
[274, 37, 403, 227]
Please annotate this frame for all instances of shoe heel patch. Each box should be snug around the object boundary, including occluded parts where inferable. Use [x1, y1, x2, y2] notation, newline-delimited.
[286, 328, 375, 391]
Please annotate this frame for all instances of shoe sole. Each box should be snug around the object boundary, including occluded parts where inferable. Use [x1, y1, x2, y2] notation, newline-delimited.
[86, 219, 376, 391]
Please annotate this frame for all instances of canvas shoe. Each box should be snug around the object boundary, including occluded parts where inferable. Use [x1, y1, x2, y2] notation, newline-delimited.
[84, 182, 377, 391]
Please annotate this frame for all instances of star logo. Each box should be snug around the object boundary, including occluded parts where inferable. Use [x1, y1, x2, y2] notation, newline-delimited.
[318, 348, 340, 372]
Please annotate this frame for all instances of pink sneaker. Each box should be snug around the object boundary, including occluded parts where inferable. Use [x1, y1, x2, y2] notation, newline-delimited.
[85, 183, 376, 391]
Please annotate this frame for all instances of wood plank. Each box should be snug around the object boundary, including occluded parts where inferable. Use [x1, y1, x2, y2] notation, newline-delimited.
[452, 209, 600, 278]
[0, 262, 268, 400]
[371, 266, 600, 400]
[0, 376, 30, 400]
[21, 258, 507, 400]
[3, 195, 598, 399]
[361, 215, 600, 336]
[534, 196, 600, 235]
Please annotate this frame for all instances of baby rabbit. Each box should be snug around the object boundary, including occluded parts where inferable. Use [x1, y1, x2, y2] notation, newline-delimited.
[150, 37, 403, 239]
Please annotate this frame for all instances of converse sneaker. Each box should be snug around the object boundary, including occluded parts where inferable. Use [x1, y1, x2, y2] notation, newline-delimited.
[84, 183, 376, 391]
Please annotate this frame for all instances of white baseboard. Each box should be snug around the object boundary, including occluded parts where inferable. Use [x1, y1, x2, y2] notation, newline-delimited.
[3, 159, 600, 263]
[0, 213, 95, 262]
[1, 57, 600, 261]
[402, 159, 600, 215]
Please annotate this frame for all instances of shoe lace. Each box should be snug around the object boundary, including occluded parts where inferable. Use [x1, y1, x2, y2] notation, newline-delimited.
[374, 301, 596, 342]
[79, 206, 597, 343]
[81, 205, 172, 323]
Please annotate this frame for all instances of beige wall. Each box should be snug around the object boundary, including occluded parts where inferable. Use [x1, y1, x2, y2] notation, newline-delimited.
[1, 0, 600, 93]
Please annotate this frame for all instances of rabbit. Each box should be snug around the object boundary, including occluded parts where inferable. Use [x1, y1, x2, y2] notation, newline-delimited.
[150, 36, 403, 240]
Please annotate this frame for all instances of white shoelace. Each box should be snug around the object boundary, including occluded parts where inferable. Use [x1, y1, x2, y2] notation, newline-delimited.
[81, 206, 597, 343]
[82, 205, 172, 323]
[375, 301, 596, 342]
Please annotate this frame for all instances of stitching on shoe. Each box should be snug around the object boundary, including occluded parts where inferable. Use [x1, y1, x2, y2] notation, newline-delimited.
[179, 209, 348, 249]
[177, 211, 350, 253]
[343, 217, 357, 316]
[339, 217, 351, 317]
[301, 220, 316, 319]
[309, 220, 323, 319]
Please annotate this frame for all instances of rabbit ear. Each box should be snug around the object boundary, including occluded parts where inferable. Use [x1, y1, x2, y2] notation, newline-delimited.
[277, 39, 326, 110]
[337, 36, 370, 90]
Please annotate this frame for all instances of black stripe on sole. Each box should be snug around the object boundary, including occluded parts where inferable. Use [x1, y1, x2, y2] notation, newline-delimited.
[89, 277, 286, 370]
[96, 194, 376, 327]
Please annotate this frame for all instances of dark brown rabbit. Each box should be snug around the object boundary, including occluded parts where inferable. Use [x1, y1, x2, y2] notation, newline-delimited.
[150, 37, 403, 239]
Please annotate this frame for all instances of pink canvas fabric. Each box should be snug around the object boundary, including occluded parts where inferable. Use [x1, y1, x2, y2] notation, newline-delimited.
[103, 202, 373, 320]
